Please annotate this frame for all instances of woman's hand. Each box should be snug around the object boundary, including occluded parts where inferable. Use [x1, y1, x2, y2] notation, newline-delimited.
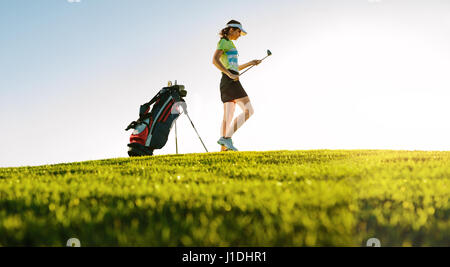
[227, 72, 240, 81]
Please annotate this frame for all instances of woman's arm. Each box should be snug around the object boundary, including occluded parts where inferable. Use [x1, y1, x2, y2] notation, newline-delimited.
[238, 60, 261, 71]
[238, 62, 253, 71]
[213, 50, 231, 75]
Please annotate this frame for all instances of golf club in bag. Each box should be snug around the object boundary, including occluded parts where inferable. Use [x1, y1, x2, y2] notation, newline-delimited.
[125, 82, 208, 157]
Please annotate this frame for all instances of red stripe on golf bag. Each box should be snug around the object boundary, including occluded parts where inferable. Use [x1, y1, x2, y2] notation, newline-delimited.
[158, 100, 174, 122]
[162, 101, 175, 122]
[162, 106, 172, 122]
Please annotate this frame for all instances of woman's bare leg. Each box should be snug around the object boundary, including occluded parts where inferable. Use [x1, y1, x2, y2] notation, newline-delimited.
[221, 101, 236, 138]
[225, 96, 254, 138]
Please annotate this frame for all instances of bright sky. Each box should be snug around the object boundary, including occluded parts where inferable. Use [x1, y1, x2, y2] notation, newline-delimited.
[1, 0, 449, 167]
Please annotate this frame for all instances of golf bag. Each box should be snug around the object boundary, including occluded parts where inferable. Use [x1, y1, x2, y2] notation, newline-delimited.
[125, 84, 187, 157]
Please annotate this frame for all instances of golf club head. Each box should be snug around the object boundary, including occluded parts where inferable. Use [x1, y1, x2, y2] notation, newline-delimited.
[267, 50, 272, 56]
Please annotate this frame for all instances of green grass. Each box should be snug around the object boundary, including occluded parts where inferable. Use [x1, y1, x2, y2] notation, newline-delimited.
[0, 150, 449, 246]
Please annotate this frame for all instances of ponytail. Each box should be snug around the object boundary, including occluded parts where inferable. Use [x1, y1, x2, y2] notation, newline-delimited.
[219, 27, 232, 40]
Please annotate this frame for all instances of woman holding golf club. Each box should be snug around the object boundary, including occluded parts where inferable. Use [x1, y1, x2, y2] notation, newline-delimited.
[212, 20, 261, 151]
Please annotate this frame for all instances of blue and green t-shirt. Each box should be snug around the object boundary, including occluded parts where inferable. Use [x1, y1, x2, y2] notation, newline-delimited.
[217, 38, 239, 73]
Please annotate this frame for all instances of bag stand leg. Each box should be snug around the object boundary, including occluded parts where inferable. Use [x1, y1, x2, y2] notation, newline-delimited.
[185, 113, 208, 153]
[175, 121, 179, 154]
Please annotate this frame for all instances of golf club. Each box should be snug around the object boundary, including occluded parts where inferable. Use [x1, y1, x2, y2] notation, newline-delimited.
[222, 50, 272, 88]
[238, 49, 272, 77]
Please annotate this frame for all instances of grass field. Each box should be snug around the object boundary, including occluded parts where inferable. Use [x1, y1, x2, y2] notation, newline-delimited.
[0, 150, 448, 247]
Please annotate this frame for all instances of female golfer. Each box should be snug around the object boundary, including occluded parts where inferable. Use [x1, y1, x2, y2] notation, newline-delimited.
[212, 20, 261, 151]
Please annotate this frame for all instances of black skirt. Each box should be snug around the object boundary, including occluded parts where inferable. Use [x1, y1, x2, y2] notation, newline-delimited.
[220, 69, 248, 103]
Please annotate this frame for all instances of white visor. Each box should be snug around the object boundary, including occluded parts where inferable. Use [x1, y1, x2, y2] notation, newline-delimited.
[227, 23, 247, 36]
